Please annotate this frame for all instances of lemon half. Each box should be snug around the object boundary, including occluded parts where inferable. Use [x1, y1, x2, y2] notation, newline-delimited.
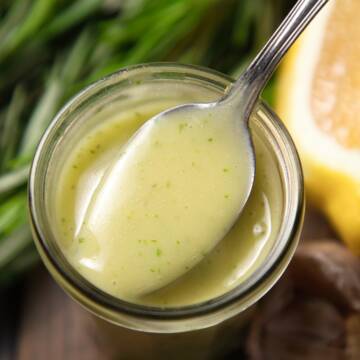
[277, 0, 360, 254]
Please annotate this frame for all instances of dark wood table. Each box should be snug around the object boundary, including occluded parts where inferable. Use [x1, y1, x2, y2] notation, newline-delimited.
[0, 207, 334, 360]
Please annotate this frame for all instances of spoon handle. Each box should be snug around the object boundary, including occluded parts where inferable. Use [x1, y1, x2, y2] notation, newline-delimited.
[224, 0, 330, 117]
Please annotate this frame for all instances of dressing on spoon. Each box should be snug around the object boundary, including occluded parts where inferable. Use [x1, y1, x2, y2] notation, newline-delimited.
[78, 106, 253, 298]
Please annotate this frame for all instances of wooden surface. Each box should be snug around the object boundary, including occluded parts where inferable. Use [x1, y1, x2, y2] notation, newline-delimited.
[0, 206, 335, 360]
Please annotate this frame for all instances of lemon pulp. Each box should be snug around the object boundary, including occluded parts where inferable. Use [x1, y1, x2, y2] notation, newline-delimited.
[277, 0, 360, 254]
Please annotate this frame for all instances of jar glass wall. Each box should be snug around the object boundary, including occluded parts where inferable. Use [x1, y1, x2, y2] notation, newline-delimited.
[29, 63, 304, 356]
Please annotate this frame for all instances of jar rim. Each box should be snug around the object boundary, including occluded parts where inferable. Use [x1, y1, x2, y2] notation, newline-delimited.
[29, 62, 304, 330]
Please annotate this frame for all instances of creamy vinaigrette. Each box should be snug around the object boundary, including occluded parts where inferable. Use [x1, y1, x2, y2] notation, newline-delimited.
[54, 103, 282, 306]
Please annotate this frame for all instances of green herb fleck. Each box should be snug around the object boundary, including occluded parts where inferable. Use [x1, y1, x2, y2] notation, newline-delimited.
[150, 268, 156, 273]
[223, 168, 229, 173]
[178, 123, 188, 132]
[176, 240, 181, 245]
[224, 194, 230, 199]
[78, 237, 85, 244]
[156, 248, 162, 257]
[207, 138, 213, 142]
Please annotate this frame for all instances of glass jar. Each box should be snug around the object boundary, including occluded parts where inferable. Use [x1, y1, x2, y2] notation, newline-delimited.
[28, 63, 304, 359]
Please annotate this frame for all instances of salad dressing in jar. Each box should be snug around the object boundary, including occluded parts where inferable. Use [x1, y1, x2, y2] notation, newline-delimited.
[29, 64, 304, 359]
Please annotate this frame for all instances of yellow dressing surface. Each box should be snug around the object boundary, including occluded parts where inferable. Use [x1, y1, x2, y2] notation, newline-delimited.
[77, 106, 252, 297]
[54, 103, 282, 306]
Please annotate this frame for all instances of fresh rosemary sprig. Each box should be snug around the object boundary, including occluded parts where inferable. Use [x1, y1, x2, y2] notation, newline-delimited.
[0, 0, 293, 285]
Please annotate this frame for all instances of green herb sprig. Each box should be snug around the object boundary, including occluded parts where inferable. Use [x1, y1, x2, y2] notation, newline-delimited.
[0, 0, 293, 285]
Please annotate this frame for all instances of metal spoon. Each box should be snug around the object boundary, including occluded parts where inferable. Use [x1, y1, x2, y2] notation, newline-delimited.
[78, 0, 331, 297]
